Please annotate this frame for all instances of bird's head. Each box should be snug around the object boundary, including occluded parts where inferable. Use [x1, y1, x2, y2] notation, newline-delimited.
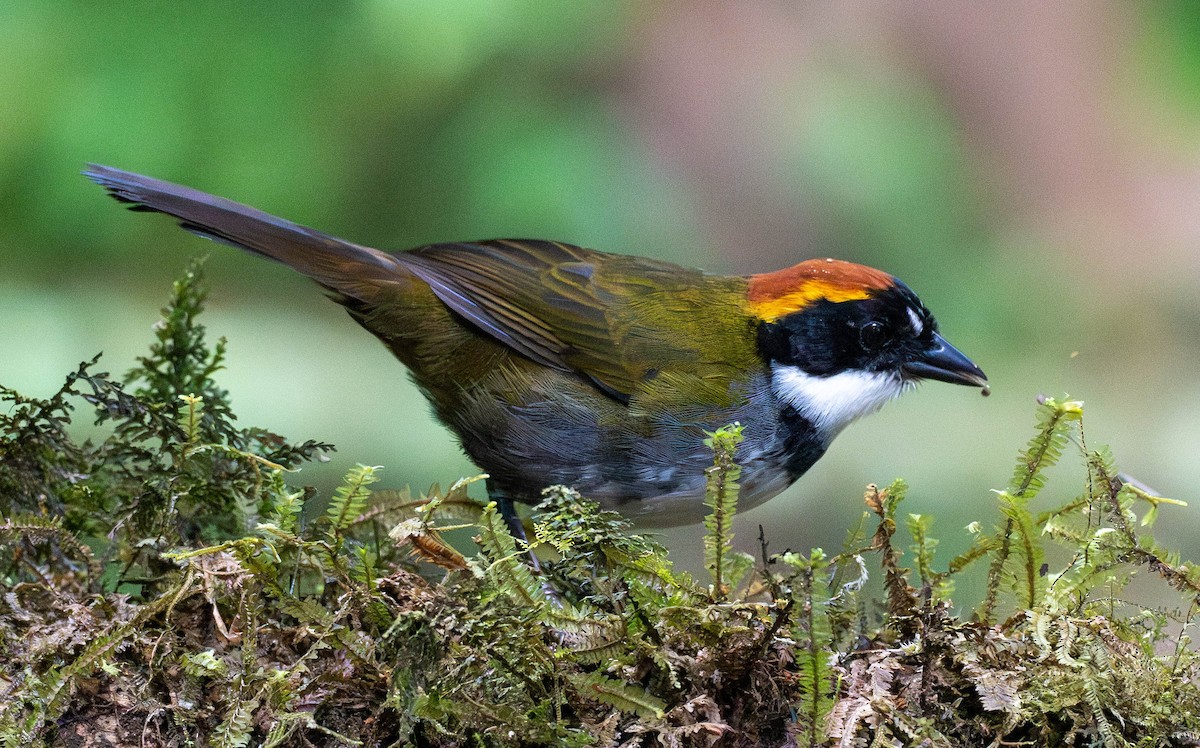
[749, 258, 987, 442]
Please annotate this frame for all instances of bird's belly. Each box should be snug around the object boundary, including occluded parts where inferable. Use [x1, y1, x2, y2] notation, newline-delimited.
[596, 454, 804, 527]
[443, 365, 815, 527]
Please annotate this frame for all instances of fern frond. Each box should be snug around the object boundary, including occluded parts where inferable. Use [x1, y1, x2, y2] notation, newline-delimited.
[568, 671, 665, 719]
[321, 465, 380, 563]
[326, 464, 380, 533]
[373, 476, 490, 526]
[786, 548, 837, 747]
[703, 423, 744, 599]
[946, 527, 995, 576]
[0, 514, 93, 567]
[266, 487, 305, 536]
[867, 479, 918, 620]
[475, 502, 545, 612]
[261, 713, 305, 748]
[212, 684, 258, 748]
[1010, 396, 1081, 498]
[1042, 528, 1124, 612]
[1083, 677, 1118, 748]
[179, 653, 224, 687]
[176, 393, 203, 446]
[995, 490, 1047, 609]
[559, 618, 626, 664]
[906, 513, 942, 596]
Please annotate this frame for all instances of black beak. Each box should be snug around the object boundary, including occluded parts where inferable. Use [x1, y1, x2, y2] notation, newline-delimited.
[902, 333, 988, 388]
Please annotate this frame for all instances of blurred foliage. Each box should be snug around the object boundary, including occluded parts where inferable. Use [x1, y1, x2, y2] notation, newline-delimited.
[0, 1, 707, 285]
[1136, 0, 1200, 125]
[3, 1, 1200, 585]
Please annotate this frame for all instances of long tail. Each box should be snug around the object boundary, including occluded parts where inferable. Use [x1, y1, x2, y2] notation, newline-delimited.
[84, 165, 404, 299]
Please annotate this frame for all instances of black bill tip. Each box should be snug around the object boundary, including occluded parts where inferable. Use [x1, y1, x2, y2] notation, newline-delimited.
[902, 333, 989, 390]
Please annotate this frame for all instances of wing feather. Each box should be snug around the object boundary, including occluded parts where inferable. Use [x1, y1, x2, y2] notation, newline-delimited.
[396, 239, 749, 401]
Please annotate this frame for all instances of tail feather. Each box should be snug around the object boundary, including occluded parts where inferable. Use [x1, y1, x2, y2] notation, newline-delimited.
[84, 165, 403, 299]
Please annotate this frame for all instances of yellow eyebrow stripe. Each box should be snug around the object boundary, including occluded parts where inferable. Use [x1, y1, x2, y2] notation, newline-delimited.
[747, 258, 893, 323]
[749, 282, 874, 322]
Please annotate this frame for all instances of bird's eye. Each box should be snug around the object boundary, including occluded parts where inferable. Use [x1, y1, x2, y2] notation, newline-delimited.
[860, 321, 889, 352]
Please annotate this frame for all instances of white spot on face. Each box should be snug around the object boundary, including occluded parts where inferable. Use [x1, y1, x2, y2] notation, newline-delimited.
[907, 307, 924, 335]
[771, 365, 909, 441]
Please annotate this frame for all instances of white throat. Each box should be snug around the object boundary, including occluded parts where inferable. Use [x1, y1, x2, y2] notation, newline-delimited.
[772, 365, 908, 441]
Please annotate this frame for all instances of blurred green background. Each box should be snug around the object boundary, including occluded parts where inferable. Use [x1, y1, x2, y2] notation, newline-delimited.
[2, 2, 1199, 585]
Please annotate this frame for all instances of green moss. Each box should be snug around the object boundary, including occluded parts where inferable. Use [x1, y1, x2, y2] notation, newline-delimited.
[1, 265, 1199, 746]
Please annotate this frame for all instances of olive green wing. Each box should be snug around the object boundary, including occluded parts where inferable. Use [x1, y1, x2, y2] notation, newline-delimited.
[396, 239, 754, 402]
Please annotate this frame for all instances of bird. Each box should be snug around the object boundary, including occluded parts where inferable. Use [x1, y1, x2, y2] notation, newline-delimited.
[85, 165, 988, 535]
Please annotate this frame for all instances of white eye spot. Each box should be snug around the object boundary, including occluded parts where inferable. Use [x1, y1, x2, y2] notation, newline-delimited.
[772, 365, 908, 441]
[907, 307, 924, 335]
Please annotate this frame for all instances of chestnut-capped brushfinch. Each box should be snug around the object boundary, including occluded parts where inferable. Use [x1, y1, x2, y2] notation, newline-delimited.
[87, 165, 987, 533]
